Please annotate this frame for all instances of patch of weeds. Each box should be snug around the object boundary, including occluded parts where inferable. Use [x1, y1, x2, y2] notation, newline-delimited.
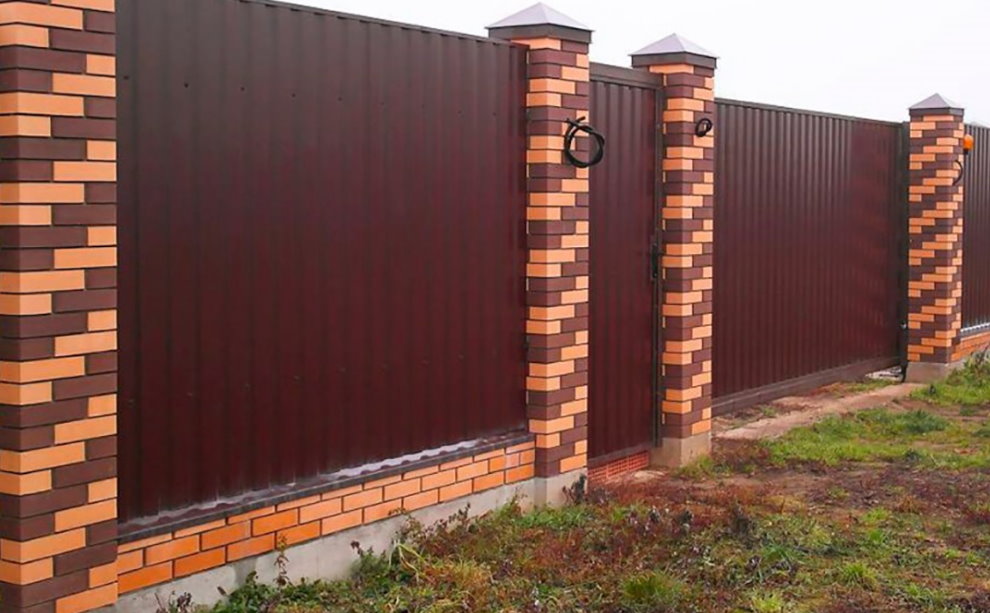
[759, 405, 780, 418]
[677, 455, 723, 479]
[834, 379, 897, 395]
[975, 422, 990, 438]
[913, 350, 990, 406]
[960, 406, 980, 416]
[620, 571, 688, 611]
[747, 590, 791, 613]
[514, 504, 591, 531]
[836, 561, 879, 588]
[894, 582, 947, 608]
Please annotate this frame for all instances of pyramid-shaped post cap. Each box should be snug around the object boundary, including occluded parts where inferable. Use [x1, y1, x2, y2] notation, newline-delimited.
[631, 33, 717, 69]
[910, 93, 964, 116]
[488, 3, 592, 44]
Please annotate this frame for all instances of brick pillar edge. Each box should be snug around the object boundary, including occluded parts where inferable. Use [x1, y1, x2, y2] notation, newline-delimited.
[631, 34, 716, 467]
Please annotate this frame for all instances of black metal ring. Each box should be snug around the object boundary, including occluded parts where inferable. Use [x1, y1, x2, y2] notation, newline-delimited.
[695, 117, 714, 137]
[564, 116, 606, 168]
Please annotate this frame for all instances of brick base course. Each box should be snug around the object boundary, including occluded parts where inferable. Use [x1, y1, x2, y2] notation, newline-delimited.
[115, 440, 535, 595]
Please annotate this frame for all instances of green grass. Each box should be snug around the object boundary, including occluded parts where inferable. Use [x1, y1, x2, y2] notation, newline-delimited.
[912, 351, 990, 406]
[760, 408, 990, 469]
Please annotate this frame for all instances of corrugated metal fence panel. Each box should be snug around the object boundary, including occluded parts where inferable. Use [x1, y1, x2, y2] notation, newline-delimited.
[713, 101, 902, 405]
[118, 0, 528, 521]
[588, 71, 658, 461]
[963, 124, 990, 329]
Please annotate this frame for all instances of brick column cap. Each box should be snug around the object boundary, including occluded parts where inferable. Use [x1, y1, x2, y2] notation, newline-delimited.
[488, 2, 592, 43]
[631, 33, 717, 69]
[910, 93, 964, 117]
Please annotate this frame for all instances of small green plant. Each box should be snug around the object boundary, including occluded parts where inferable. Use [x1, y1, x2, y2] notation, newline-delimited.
[621, 572, 688, 611]
[913, 350, 990, 406]
[837, 561, 879, 588]
[748, 591, 791, 613]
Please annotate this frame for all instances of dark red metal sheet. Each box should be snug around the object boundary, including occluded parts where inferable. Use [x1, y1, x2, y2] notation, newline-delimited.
[713, 100, 903, 405]
[117, 0, 528, 521]
[963, 124, 990, 329]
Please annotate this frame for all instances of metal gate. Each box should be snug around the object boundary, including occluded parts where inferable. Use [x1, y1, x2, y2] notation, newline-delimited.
[713, 100, 905, 413]
[588, 64, 661, 463]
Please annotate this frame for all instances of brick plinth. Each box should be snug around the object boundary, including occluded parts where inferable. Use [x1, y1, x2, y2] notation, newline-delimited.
[490, 10, 591, 480]
[0, 1, 118, 612]
[632, 36, 716, 466]
[906, 96, 965, 372]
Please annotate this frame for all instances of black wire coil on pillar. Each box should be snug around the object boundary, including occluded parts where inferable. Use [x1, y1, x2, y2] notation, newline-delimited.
[563, 116, 606, 168]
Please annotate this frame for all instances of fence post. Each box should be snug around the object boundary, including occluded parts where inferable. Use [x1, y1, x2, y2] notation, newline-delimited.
[489, 5, 591, 501]
[905, 94, 966, 381]
[631, 35, 716, 467]
[0, 1, 119, 612]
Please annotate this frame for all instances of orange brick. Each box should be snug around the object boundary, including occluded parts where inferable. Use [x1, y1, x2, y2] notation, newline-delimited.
[473, 471, 505, 492]
[88, 560, 116, 588]
[0, 270, 85, 293]
[343, 487, 382, 511]
[0, 379, 51, 403]
[0, 470, 51, 496]
[321, 509, 362, 535]
[145, 535, 199, 565]
[87, 309, 116, 331]
[227, 506, 275, 524]
[298, 498, 342, 524]
[0, 293, 50, 316]
[87, 478, 116, 503]
[0, 357, 85, 383]
[363, 474, 402, 490]
[117, 533, 170, 554]
[403, 489, 439, 511]
[0, 557, 52, 585]
[0, 24, 47, 47]
[85, 54, 115, 76]
[421, 469, 456, 490]
[56, 584, 117, 613]
[456, 460, 489, 482]
[0, 443, 84, 473]
[277, 521, 320, 547]
[1, 528, 85, 562]
[0, 115, 49, 137]
[0, 204, 51, 225]
[252, 509, 298, 536]
[54, 499, 115, 531]
[0, 92, 83, 116]
[227, 534, 274, 562]
[86, 224, 115, 246]
[54, 331, 117, 356]
[118, 562, 171, 594]
[506, 464, 535, 483]
[52, 0, 114, 10]
[174, 519, 226, 539]
[438, 480, 472, 503]
[276, 494, 320, 512]
[383, 478, 420, 501]
[363, 499, 403, 523]
[0, 183, 84, 203]
[52, 73, 115, 97]
[321, 484, 362, 500]
[54, 415, 116, 444]
[174, 548, 225, 578]
[54, 246, 117, 269]
[201, 522, 250, 550]
[52, 161, 116, 182]
[87, 394, 116, 417]
[0, 3, 83, 29]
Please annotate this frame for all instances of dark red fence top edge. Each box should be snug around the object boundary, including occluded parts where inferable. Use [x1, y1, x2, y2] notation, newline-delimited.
[590, 62, 662, 87]
[717, 97, 904, 128]
[233, 0, 516, 47]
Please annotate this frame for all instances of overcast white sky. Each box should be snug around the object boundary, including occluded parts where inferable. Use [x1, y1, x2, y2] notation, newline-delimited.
[292, 0, 989, 124]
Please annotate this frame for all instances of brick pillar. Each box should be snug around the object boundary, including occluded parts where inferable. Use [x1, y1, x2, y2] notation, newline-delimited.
[0, 1, 118, 611]
[489, 5, 591, 499]
[905, 94, 966, 382]
[631, 35, 716, 466]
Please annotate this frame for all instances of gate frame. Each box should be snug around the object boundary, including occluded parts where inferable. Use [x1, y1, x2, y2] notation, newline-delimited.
[585, 63, 664, 474]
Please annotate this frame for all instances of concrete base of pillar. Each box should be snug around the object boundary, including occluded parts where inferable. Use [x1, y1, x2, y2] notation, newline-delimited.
[532, 469, 587, 507]
[904, 360, 962, 383]
[651, 431, 712, 468]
